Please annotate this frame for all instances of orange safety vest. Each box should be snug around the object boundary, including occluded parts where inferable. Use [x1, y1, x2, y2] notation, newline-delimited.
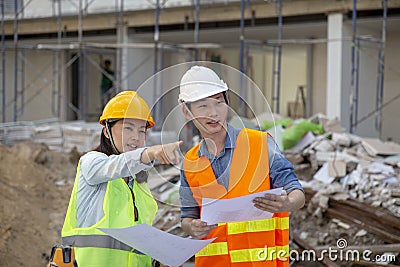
[183, 128, 290, 267]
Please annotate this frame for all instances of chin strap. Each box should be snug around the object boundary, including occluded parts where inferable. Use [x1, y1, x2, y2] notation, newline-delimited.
[105, 120, 121, 154]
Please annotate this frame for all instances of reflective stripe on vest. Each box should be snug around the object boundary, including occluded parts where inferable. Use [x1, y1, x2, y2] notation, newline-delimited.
[197, 243, 290, 262]
[196, 242, 228, 257]
[62, 235, 144, 254]
[230, 245, 290, 263]
[227, 217, 289, 235]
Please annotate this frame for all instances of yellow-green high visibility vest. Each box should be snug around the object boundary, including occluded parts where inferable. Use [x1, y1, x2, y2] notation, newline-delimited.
[62, 161, 158, 267]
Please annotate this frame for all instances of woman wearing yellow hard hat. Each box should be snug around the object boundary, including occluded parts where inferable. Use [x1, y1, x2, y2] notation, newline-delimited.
[61, 91, 182, 267]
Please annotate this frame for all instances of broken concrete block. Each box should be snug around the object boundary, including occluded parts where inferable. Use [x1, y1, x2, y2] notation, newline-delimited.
[355, 229, 368, 237]
[384, 154, 400, 166]
[313, 140, 336, 152]
[313, 163, 335, 184]
[367, 162, 394, 175]
[328, 160, 346, 177]
[371, 200, 382, 207]
[311, 194, 330, 209]
[361, 137, 400, 157]
[323, 182, 344, 195]
[369, 174, 389, 181]
[331, 193, 350, 201]
[332, 133, 352, 147]
[332, 218, 351, 229]
[391, 189, 400, 198]
[315, 151, 359, 166]
[318, 117, 343, 133]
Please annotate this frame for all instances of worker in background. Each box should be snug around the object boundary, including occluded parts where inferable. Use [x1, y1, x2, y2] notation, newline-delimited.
[62, 91, 181, 267]
[178, 66, 305, 266]
[100, 58, 115, 107]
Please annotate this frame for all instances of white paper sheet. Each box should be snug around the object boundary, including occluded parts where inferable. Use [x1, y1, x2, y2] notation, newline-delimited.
[200, 188, 283, 225]
[98, 224, 215, 267]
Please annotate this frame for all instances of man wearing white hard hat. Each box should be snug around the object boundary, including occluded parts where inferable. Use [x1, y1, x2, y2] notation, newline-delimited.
[178, 65, 305, 267]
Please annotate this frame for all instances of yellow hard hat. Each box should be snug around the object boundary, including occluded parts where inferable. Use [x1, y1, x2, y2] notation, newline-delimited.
[99, 91, 155, 128]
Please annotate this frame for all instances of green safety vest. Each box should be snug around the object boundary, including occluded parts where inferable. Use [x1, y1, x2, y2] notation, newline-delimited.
[62, 161, 158, 267]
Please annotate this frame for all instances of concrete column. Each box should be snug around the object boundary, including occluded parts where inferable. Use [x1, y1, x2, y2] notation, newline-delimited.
[326, 13, 343, 120]
[116, 23, 128, 91]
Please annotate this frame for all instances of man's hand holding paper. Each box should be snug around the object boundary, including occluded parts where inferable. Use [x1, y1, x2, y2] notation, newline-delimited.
[200, 188, 283, 225]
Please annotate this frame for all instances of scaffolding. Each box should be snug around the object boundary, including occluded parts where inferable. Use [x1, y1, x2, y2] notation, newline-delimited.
[0, 0, 397, 140]
[349, 0, 388, 138]
[239, 0, 283, 117]
[238, 0, 392, 138]
[0, 0, 208, 124]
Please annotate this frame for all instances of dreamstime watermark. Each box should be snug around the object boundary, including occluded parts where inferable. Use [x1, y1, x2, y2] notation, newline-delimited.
[257, 238, 397, 263]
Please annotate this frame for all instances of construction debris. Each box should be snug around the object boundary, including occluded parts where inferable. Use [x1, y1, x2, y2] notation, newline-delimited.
[0, 119, 102, 153]
[284, 115, 400, 219]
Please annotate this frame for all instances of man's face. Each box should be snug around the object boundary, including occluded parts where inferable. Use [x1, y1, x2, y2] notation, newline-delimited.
[105, 118, 147, 153]
[185, 93, 228, 135]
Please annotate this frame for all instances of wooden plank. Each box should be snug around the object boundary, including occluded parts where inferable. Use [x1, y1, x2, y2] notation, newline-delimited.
[292, 233, 341, 267]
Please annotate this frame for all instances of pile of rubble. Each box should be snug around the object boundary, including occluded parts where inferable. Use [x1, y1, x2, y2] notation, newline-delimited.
[283, 124, 400, 218]
[0, 119, 177, 154]
[0, 119, 102, 153]
[277, 115, 400, 265]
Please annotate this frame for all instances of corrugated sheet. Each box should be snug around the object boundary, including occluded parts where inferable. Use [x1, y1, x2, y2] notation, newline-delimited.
[1, 0, 23, 14]
[2, 0, 239, 20]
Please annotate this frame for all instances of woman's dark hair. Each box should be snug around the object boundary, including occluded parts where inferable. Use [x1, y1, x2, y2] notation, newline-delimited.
[94, 120, 119, 156]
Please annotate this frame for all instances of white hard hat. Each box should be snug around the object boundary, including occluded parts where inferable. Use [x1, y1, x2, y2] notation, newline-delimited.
[179, 66, 228, 103]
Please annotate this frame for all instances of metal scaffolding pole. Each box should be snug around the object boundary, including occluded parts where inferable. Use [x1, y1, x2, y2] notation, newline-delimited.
[1, 0, 5, 122]
[51, 0, 63, 118]
[19, 49, 25, 116]
[57, 0, 62, 118]
[272, 0, 283, 114]
[238, 0, 245, 116]
[350, 0, 387, 136]
[13, 0, 19, 122]
[349, 0, 359, 133]
[153, 0, 160, 127]
[194, 0, 200, 60]
[375, 0, 387, 138]
[77, 0, 84, 119]
[116, 0, 125, 92]
[239, 0, 283, 116]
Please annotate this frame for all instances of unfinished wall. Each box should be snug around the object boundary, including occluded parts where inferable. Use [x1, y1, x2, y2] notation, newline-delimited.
[341, 19, 384, 138]
[2, 43, 67, 122]
[280, 45, 308, 117]
[208, 46, 307, 118]
[382, 20, 400, 142]
[311, 43, 327, 116]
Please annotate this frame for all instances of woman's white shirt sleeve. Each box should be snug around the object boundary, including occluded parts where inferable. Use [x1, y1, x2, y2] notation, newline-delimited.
[80, 148, 152, 185]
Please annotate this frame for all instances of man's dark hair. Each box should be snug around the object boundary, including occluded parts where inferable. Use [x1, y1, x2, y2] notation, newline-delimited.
[184, 91, 228, 111]
[104, 60, 111, 66]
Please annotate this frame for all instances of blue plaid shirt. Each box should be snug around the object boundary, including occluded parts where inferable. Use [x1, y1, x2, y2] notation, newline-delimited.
[179, 124, 303, 219]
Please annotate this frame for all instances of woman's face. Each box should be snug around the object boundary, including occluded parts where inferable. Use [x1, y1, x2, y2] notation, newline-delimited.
[105, 118, 147, 153]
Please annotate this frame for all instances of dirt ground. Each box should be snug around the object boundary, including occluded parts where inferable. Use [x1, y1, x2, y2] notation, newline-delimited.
[0, 142, 76, 267]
